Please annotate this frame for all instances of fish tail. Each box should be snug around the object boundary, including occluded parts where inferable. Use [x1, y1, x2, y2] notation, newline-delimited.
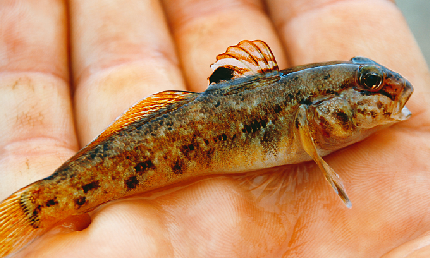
[0, 187, 44, 257]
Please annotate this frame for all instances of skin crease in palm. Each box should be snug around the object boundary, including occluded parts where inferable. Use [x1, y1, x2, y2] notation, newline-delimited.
[0, 0, 429, 258]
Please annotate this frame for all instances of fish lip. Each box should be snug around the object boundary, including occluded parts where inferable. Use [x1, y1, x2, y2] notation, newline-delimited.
[392, 80, 414, 121]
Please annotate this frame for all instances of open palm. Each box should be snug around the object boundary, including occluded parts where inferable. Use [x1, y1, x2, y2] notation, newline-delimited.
[0, 0, 429, 257]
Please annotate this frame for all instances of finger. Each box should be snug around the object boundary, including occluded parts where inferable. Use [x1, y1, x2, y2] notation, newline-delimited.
[0, 0, 77, 199]
[266, 0, 430, 119]
[161, 0, 288, 92]
[71, 0, 185, 145]
[381, 231, 430, 257]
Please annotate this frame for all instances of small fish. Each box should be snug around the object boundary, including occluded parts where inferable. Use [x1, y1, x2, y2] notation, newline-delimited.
[0, 40, 413, 257]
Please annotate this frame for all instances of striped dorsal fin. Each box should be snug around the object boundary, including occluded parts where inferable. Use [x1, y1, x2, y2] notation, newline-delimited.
[68, 90, 198, 163]
[208, 40, 279, 84]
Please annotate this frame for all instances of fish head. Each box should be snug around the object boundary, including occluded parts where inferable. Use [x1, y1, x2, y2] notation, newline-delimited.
[307, 57, 414, 150]
[352, 58, 413, 122]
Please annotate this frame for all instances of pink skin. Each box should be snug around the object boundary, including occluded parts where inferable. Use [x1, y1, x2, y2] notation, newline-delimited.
[0, 0, 430, 257]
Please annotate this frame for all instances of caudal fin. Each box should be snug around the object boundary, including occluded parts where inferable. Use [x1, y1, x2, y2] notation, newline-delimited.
[0, 188, 44, 257]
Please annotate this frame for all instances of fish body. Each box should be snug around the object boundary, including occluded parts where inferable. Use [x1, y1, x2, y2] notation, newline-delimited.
[0, 40, 413, 257]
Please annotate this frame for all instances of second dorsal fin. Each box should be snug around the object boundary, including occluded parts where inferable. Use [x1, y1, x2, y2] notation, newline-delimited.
[74, 90, 198, 159]
[208, 40, 279, 84]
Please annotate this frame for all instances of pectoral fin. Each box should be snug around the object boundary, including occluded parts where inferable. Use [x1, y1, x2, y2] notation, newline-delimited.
[296, 105, 352, 208]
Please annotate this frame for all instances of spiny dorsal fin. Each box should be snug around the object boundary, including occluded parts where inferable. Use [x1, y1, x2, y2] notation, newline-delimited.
[208, 40, 279, 84]
[83, 90, 197, 152]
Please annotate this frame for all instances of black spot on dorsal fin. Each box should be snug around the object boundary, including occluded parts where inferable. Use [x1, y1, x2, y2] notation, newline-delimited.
[209, 67, 235, 84]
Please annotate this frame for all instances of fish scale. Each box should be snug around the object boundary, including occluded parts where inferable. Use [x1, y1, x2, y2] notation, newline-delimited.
[0, 40, 413, 257]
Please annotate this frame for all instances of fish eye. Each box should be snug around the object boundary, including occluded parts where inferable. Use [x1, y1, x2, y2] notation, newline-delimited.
[358, 66, 383, 91]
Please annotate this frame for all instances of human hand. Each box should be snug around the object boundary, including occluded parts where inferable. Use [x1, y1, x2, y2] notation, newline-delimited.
[1, 0, 429, 257]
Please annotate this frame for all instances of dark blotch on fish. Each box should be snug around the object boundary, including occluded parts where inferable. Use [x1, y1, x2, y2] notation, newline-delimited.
[335, 111, 350, 125]
[172, 160, 184, 174]
[30, 205, 42, 223]
[273, 104, 282, 114]
[214, 134, 228, 143]
[125, 176, 139, 190]
[242, 118, 267, 134]
[45, 199, 58, 207]
[134, 160, 155, 175]
[82, 181, 100, 194]
[181, 143, 195, 154]
[220, 133, 228, 141]
[75, 197, 87, 208]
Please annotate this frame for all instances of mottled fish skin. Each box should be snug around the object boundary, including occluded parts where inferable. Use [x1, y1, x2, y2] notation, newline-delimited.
[0, 41, 413, 257]
[21, 61, 412, 228]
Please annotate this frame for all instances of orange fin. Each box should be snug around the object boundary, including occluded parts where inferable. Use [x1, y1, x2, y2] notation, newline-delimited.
[0, 186, 44, 257]
[208, 40, 279, 84]
[296, 104, 352, 208]
[80, 90, 198, 153]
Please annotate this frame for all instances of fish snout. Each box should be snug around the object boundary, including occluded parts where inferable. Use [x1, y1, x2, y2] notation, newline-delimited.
[388, 76, 414, 121]
[400, 79, 414, 105]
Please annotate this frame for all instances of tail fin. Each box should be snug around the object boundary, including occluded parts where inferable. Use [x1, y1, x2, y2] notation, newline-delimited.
[0, 187, 44, 257]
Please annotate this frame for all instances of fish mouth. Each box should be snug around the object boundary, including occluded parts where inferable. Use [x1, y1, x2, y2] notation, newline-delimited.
[392, 79, 413, 121]
[396, 106, 412, 121]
